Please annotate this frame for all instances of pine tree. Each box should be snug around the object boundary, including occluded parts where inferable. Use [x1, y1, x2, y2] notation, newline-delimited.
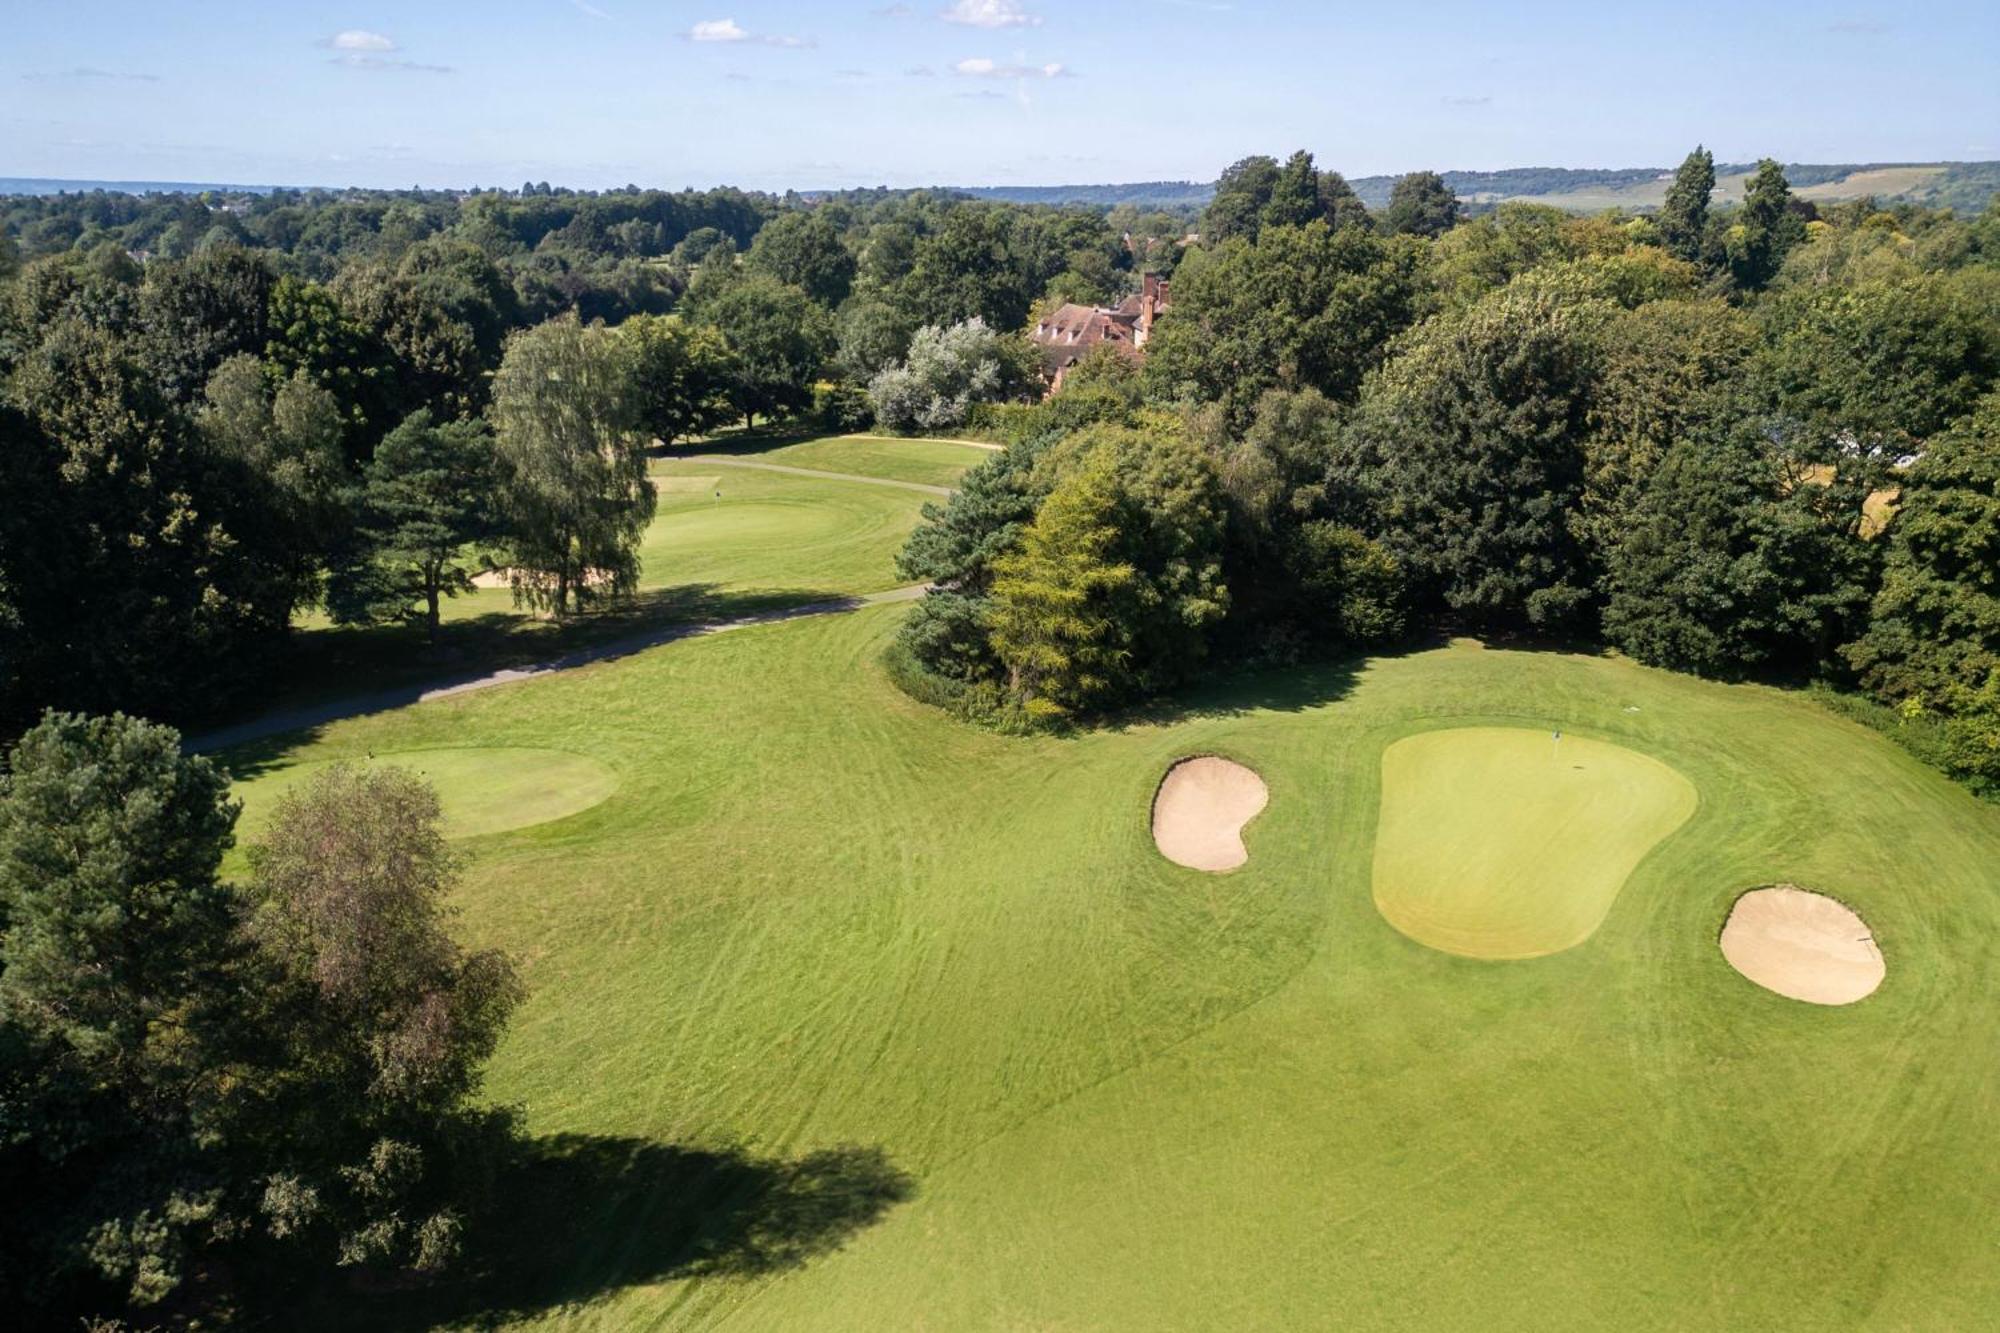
[1658, 146, 1715, 265]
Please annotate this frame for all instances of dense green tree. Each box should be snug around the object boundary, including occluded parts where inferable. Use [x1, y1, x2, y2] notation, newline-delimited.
[1727, 159, 1807, 292]
[1383, 171, 1462, 238]
[1142, 220, 1418, 426]
[327, 411, 510, 639]
[1344, 289, 1603, 629]
[1658, 146, 1716, 265]
[490, 314, 654, 615]
[136, 243, 276, 401]
[196, 354, 355, 563]
[1284, 520, 1407, 645]
[987, 452, 1140, 719]
[621, 313, 738, 445]
[1580, 298, 1761, 562]
[1317, 170, 1372, 231]
[747, 210, 858, 307]
[1842, 395, 2000, 783]
[333, 265, 489, 422]
[0, 712, 242, 1310]
[262, 274, 392, 454]
[1264, 151, 1324, 230]
[1761, 272, 1997, 458]
[4, 320, 301, 725]
[1602, 424, 1876, 677]
[834, 297, 915, 382]
[695, 273, 837, 426]
[1201, 155, 1283, 243]
[898, 208, 1030, 330]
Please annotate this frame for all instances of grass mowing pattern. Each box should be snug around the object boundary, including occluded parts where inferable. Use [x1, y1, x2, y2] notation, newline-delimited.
[1373, 727, 1698, 958]
[684, 434, 993, 488]
[242, 623, 2000, 1331]
[232, 746, 618, 843]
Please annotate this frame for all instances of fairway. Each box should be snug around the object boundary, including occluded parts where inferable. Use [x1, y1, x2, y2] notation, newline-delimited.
[1372, 727, 1699, 958]
[226, 615, 2000, 1332]
[232, 746, 619, 843]
[687, 433, 994, 488]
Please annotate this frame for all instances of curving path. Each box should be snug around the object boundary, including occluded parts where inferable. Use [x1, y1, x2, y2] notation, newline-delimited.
[186, 584, 928, 754]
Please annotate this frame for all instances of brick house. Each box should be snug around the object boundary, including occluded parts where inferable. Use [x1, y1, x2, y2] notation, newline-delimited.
[1030, 272, 1170, 394]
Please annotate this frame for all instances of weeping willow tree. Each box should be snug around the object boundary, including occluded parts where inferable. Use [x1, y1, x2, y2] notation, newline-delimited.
[489, 313, 654, 616]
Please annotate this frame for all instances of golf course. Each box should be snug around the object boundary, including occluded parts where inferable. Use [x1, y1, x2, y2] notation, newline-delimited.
[207, 434, 2000, 1331]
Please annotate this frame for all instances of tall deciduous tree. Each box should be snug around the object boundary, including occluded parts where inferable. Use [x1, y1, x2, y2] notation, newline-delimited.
[621, 313, 738, 446]
[1345, 289, 1603, 629]
[490, 313, 654, 615]
[747, 210, 857, 308]
[1602, 423, 1876, 677]
[695, 273, 836, 427]
[1383, 171, 1462, 238]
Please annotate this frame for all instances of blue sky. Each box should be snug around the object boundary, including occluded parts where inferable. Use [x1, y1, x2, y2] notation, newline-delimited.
[6, 1, 1997, 190]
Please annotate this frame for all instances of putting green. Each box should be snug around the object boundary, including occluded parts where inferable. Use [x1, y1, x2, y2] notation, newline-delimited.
[1372, 726, 1698, 958]
[231, 746, 618, 842]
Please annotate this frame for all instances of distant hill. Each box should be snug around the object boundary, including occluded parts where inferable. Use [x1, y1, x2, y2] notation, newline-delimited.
[0, 177, 280, 196]
[955, 162, 2000, 215]
[950, 181, 1213, 209]
[8, 162, 1997, 213]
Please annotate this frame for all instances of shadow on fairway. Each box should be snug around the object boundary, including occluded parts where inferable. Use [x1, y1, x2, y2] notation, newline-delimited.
[314, 1135, 916, 1328]
[1129, 654, 1367, 728]
[195, 582, 852, 771]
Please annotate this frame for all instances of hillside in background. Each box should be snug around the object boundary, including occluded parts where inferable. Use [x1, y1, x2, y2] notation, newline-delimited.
[957, 161, 2000, 214]
[9, 161, 1997, 214]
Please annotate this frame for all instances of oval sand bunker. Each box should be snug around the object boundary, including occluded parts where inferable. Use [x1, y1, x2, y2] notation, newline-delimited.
[1720, 886, 1884, 1005]
[1151, 756, 1268, 872]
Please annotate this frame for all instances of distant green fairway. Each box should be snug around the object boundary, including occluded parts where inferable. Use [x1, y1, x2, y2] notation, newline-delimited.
[230, 604, 2000, 1330]
[685, 432, 994, 488]
[232, 746, 618, 845]
[1373, 727, 1698, 958]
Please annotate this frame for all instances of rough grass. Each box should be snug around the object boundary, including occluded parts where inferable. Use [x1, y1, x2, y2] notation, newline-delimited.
[229, 610, 2000, 1331]
[1372, 726, 1698, 958]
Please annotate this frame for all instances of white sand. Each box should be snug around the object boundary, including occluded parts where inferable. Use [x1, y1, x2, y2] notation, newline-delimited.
[1720, 886, 1885, 1005]
[1151, 757, 1269, 873]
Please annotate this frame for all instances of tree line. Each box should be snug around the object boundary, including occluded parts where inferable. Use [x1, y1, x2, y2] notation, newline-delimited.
[889, 150, 2000, 795]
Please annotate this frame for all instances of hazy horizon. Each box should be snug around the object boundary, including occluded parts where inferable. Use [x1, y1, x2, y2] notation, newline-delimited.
[7, 1, 1996, 192]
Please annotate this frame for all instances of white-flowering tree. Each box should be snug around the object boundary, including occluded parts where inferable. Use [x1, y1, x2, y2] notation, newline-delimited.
[869, 318, 1030, 432]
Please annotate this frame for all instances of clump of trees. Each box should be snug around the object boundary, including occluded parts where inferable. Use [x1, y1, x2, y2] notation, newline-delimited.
[868, 317, 1036, 432]
[886, 154, 2000, 795]
[0, 711, 520, 1322]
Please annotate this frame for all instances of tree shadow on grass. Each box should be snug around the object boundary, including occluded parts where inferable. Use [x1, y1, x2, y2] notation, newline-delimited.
[192, 582, 855, 771]
[313, 1135, 916, 1330]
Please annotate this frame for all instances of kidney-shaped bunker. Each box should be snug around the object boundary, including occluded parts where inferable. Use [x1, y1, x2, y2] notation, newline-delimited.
[1151, 756, 1269, 872]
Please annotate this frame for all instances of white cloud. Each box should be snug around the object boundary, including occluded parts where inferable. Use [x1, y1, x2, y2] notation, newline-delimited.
[953, 57, 1066, 78]
[332, 55, 454, 74]
[571, 0, 610, 17]
[323, 29, 398, 52]
[941, 0, 1040, 29]
[686, 17, 811, 46]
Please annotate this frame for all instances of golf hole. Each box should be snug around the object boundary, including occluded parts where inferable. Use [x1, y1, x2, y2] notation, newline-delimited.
[1719, 885, 1885, 1005]
[1151, 756, 1268, 872]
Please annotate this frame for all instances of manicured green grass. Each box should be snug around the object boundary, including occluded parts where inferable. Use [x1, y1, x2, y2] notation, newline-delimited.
[257, 448, 929, 718]
[680, 433, 993, 488]
[1372, 727, 1698, 959]
[230, 621, 2000, 1330]
[232, 746, 618, 845]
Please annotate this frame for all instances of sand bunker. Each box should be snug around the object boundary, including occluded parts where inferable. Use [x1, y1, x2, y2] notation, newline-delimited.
[1720, 886, 1884, 1005]
[1151, 756, 1268, 872]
